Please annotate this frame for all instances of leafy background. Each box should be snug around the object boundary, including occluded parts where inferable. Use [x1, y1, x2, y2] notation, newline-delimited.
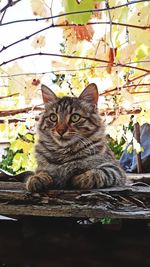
[0, 0, 149, 173]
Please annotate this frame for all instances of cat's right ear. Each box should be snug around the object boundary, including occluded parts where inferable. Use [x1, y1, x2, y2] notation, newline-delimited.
[41, 84, 57, 104]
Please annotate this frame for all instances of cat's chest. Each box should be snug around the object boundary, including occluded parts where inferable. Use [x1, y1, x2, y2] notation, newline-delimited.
[49, 156, 99, 178]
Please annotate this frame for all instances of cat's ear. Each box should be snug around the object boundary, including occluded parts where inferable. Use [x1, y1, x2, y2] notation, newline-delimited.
[41, 84, 57, 104]
[79, 83, 99, 105]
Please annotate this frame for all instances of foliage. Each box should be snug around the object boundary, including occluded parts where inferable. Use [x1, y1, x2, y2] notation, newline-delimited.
[99, 217, 112, 225]
[107, 117, 133, 159]
[0, 148, 15, 174]
[63, 0, 95, 24]
[0, 129, 37, 174]
[0, 0, 150, 165]
[108, 136, 124, 160]
[94, 217, 121, 225]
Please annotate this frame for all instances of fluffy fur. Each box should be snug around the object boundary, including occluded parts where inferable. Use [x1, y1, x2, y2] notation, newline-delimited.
[26, 83, 126, 192]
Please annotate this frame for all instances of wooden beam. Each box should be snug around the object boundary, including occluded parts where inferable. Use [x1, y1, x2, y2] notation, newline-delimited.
[0, 181, 150, 219]
[0, 172, 150, 219]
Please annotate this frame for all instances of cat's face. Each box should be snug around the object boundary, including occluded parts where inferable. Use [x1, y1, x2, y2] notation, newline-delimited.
[39, 83, 101, 146]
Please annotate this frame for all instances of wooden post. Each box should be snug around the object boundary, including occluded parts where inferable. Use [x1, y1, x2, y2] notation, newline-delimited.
[134, 122, 142, 173]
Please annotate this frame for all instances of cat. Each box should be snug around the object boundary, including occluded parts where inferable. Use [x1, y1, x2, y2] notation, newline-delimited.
[26, 83, 126, 192]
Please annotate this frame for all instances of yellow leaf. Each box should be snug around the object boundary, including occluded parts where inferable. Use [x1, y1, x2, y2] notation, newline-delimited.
[121, 88, 135, 109]
[18, 124, 27, 136]
[12, 153, 24, 172]
[32, 35, 46, 49]
[127, 144, 133, 154]
[133, 137, 144, 154]
[136, 109, 150, 126]
[128, 4, 150, 46]
[25, 133, 34, 142]
[30, 0, 49, 17]
[10, 139, 33, 154]
[7, 63, 26, 96]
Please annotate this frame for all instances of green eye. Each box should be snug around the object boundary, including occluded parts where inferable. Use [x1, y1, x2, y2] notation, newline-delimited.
[49, 113, 58, 122]
[70, 113, 81, 123]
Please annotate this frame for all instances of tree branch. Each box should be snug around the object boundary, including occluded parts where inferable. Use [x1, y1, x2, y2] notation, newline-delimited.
[100, 84, 150, 96]
[0, 118, 26, 124]
[0, 69, 150, 80]
[0, 106, 43, 117]
[0, 52, 149, 73]
[0, 0, 149, 26]
[127, 73, 149, 83]
[0, 21, 149, 54]
[0, 0, 21, 14]
[100, 107, 141, 116]
[0, 93, 19, 100]
[0, 9, 7, 24]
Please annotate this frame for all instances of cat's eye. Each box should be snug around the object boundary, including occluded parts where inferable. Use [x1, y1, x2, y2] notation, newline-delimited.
[49, 113, 58, 122]
[70, 113, 81, 123]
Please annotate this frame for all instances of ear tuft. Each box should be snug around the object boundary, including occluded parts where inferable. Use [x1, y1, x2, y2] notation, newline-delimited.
[41, 84, 57, 104]
[79, 83, 99, 105]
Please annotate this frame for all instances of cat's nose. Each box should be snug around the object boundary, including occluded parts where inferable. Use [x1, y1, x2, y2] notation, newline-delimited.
[56, 124, 68, 137]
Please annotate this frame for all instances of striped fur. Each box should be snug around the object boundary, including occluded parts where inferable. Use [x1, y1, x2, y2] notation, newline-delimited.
[26, 83, 126, 192]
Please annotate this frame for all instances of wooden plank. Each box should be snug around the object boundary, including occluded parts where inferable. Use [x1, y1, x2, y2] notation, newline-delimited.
[0, 172, 150, 219]
[0, 184, 150, 219]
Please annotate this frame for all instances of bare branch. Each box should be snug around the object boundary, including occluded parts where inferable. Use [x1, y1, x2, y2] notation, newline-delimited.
[127, 73, 149, 83]
[0, 52, 149, 73]
[0, 21, 149, 54]
[0, 9, 7, 24]
[0, 0, 149, 26]
[0, 93, 19, 99]
[100, 84, 150, 96]
[0, 106, 43, 117]
[0, 68, 150, 79]
[0, 0, 21, 14]
[100, 107, 142, 116]
[0, 118, 26, 123]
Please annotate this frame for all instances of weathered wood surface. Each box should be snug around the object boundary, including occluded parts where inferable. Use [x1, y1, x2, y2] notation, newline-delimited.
[0, 171, 150, 219]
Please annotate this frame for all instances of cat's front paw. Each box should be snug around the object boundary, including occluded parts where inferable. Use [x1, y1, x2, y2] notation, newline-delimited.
[71, 171, 95, 189]
[26, 171, 53, 193]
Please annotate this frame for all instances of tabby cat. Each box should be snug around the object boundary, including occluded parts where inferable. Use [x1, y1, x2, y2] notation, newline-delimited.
[26, 83, 126, 192]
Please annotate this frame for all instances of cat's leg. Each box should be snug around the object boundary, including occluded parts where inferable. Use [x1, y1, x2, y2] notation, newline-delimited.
[26, 171, 53, 192]
[71, 164, 126, 189]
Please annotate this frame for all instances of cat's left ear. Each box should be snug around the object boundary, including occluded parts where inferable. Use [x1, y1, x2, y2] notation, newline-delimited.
[79, 83, 99, 106]
[41, 84, 57, 104]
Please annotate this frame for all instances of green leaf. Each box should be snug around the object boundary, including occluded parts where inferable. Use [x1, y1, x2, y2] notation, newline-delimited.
[100, 218, 112, 225]
[63, 0, 94, 24]
[12, 153, 24, 172]
[10, 139, 24, 153]
[127, 144, 133, 154]
[19, 124, 27, 136]
[10, 139, 33, 154]
[118, 6, 129, 23]
[136, 44, 149, 60]
[25, 133, 34, 142]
